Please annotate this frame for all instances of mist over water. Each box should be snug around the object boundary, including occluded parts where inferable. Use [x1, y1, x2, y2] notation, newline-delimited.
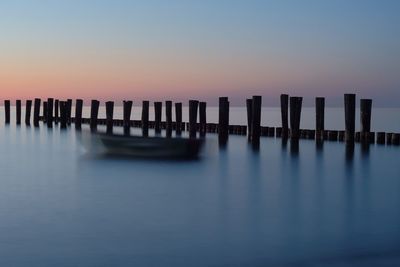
[0, 108, 399, 266]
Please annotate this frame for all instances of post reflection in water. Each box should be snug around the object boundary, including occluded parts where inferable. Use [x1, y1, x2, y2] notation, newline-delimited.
[290, 139, 299, 157]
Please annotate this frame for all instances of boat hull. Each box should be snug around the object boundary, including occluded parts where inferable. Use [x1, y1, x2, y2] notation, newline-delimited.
[97, 134, 203, 158]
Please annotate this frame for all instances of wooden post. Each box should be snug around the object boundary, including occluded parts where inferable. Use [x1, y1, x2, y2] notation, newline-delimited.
[166, 101, 173, 137]
[33, 98, 41, 127]
[377, 132, 386, 145]
[142, 101, 149, 137]
[54, 99, 59, 124]
[251, 96, 262, 145]
[281, 94, 289, 138]
[360, 99, 372, 143]
[43, 101, 48, 123]
[189, 100, 199, 138]
[290, 97, 303, 139]
[4, 100, 10, 124]
[47, 98, 54, 128]
[75, 99, 83, 130]
[344, 94, 356, 143]
[25, 100, 32, 125]
[16, 100, 21, 125]
[154, 102, 162, 134]
[90, 100, 100, 132]
[106, 101, 114, 134]
[246, 99, 253, 141]
[123, 101, 133, 135]
[175, 102, 182, 136]
[199, 102, 206, 137]
[66, 99, 72, 125]
[392, 134, 400, 146]
[218, 97, 229, 142]
[315, 97, 325, 139]
[59, 101, 67, 129]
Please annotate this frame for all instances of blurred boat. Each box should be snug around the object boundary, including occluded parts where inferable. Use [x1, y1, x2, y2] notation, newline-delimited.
[96, 133, 203, 158]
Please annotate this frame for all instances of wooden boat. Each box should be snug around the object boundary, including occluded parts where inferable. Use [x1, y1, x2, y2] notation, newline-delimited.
[96, 133, 204, 158]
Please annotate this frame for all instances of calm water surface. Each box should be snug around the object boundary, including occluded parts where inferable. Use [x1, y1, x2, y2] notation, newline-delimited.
[0, 108, 399, 266]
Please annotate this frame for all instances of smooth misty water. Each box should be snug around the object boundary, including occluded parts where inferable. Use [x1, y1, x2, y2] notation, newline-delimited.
[0, 108, 399, 266]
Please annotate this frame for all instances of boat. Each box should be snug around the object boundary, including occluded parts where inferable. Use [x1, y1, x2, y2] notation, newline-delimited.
[95, 133, 204, 158]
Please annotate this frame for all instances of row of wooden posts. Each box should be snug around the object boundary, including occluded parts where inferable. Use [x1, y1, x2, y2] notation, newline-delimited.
[3, 94, 400, 146]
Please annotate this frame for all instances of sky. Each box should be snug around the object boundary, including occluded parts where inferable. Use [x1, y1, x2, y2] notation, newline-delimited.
[0, 0, 399, 106]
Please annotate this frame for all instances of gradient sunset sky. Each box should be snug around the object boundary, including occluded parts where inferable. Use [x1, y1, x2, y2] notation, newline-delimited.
[1, 0, 399, 105]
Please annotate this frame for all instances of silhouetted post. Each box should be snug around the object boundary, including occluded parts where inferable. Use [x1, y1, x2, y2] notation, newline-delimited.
[90, 100, 100, 132]
[153, 102, 162, 134]
[59, 101, 67, 129]
[142, 101, 149, 137]
[246, 99, 253, 141]
[47, 98, 54, 128]
[360, 99, 372, 143]
[123, 100, 133, 135]
[165, 101, 173, 137]
[33, 98, 41, 127]
[251, 96, 262, 146]
[392, 134, 400, 146]
[75, 99, 83, 130]
[281, 94, 289, 138]
[4, 100, 10, 124]
[290, 97, 303, 140]
[66, 99, 73, 125]
[175, 102, 182, 136]
[16, 100, 21, 125]
[43, 101, 48, 123]
[218, 97, 229, 143]
[189, 100, 199, 138]
[199, 102, 206, 137]
[25, 100, 32, 125]
[377, 132, 386, 145]
[316, 97, 325, 139]
[344, 94, 356, 143]
[54, 99, 59, 124]
[105, 101, 114, 134]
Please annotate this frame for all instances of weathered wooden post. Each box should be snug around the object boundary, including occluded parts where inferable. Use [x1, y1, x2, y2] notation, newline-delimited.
[175, 102, 182, 136]
[142, 101, 149, 136]
[4, 100, 10, 124]
[54, 99, 59, 124]
[43, 101, 48, 123]
[33, 98, 41, 127]
[377, 132, 386, 145]
[59, 101, 67, 129]
[123, 100, 133, 135]
[47, 98, 54, 128]
[154, 102, 162, 134]
[25, 100, 32, 125]
[166, 101, 173, 137]
[315, 97, 325, 139]
[75, 99, 83, 129]
[218, 97, 229, 143]
[246, 99, 253, 141]
[66, 99, 73, 125]
[16, 100, 21, 125]
[199, 102, 206, 137]
[251, 96, 262, 145]
[281, 94, 289, 138]
[344, 94, 356, 143]
[105, 101, 114, 134]
[290, 97, 303, 140]
[90, 100, 100, 132]
[360, 99, 372, 143]
[392, 134, 400, 146]
[189, 100, 199, 138]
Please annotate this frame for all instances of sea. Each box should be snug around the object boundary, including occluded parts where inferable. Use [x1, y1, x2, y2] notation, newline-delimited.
[0, 106, 399, 266]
